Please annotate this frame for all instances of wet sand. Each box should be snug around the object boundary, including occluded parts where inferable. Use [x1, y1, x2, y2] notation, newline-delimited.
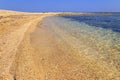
[0, 10, 119, 80]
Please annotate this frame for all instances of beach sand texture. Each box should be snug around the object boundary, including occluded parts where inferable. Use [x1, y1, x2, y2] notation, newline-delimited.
[0, 10, 119, 80]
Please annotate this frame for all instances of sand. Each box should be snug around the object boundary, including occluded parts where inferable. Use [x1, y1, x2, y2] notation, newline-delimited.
[0, 10, 119, 80]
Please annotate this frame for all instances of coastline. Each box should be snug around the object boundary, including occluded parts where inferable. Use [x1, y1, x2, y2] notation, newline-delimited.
[0, 10, 119, 80]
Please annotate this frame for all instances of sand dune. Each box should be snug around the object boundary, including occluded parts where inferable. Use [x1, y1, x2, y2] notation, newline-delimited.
[0, 10, 119, 80]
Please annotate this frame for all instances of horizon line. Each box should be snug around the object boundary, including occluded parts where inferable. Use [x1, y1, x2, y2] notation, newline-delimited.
[0, 9, 120, 13]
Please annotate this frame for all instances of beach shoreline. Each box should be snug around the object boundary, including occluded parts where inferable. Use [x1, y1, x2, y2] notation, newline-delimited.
[0, 11, 58, 79]
[0, 10, 119, 80]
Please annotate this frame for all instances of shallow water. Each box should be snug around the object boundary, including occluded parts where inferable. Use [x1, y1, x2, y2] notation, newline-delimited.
[42, 15, 120, 70]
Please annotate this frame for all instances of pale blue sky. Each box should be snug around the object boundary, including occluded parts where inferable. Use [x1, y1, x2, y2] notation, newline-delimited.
[0, 0, 119, 12]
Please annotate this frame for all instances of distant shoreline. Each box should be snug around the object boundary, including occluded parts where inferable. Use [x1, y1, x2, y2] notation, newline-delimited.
[1, 10, 120, 17]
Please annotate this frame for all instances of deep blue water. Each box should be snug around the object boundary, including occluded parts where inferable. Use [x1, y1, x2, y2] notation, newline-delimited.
[62, 14, 120, 32]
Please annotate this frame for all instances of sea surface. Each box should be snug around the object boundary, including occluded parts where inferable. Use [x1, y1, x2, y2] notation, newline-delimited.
[62, 14, 120, 32]
[42, 13, 120, 70]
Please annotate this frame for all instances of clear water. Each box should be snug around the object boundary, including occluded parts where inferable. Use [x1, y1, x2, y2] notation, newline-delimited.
[62, 15, 120, 32]
[42, 14, 120, 70]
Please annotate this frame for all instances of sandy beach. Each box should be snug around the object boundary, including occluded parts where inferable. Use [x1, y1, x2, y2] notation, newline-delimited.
[0, 10, 119, 80]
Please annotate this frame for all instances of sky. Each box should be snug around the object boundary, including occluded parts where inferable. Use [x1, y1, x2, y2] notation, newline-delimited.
[0, 0, 120, 12]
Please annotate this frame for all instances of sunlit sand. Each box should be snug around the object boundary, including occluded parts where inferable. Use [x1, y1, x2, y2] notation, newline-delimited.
[0, 10, 119, 80]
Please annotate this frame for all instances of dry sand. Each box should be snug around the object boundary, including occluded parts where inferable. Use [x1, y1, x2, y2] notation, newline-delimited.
[0, 10, 119, 80]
